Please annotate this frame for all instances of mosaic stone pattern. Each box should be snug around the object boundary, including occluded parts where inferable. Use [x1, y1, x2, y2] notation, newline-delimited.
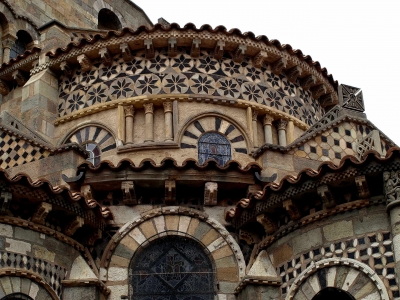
[0, 251, 67, 297]
[58, 49, 325, 124]
[0, 131, 51, 169]
[292, 122, 390, 165]
[278, 231, 398, 299]
[64, 125, 116, 153]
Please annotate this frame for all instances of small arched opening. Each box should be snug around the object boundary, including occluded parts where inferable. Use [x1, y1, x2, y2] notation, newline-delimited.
[10, 30, 32, 59]
[98, 8, 122, 30]
[312, 287, 355, 300]
[198, 132, 231, 165]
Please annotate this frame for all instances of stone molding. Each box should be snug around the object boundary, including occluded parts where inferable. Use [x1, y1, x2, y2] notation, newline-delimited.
[62, 279, 110, 297]
[285, 258, 390, 300]
[234, 275, 281, 294]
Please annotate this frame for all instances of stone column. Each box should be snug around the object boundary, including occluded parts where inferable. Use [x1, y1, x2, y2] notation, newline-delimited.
[263, 114, 274, 144]
[252, 110, 258, 148]
[143, 103, 154, 142]
[163, 102, 173, 141]
[2, 37, 15, 63]
[277, 119, 288, 147]
[124, 105, 134, 143]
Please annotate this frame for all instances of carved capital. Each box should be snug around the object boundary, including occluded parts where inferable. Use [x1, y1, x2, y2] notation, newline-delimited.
[31, 202, 52, 225]
[163, 101, 172, 113]
[317, 185, 336, 209]
[143, 103, 154, 114]
[252, 110, 258, 121]
[99, 47, 112, 66]
[239, 229, 260, 245]
[252, 51, 268, 68]
[283, 199, 301, 220]
[64, 216, 84, 236]
[123, 105, 134, 117]
[263, 114, 274, 126]
[168, 37, 178, 57]
[144, 39, 155, 59]
[122, 181, 136, 205]
[0, 79, 9, 96]
[12, 70, 27, 86]
[204, 182, 218, 206]
[384, 171, 400, 204]
[311, 84, 327, 99]
[300, 74, 317, 91]
[355, 175, 370, 199]
[60, 61, 73, 77]
[191, 38, 201, 58]
[77, 54, 92, 72]
[120, 43, 132, 62]
[256, 214, 277, 235]
[165, 180, 176, 205]
[286, 66, 302, 83]
[271, 57, 287, 75]
[214, 40, 225, 60]
[2, 37, 15, 49]
[233, 44, 247, 63]
[277, 119, 288, 131]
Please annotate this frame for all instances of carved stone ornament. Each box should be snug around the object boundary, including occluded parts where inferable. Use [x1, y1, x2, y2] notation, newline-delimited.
[286, 65, 302, 83]
[214, 40, 225, 60]
[339, 84, 365, 112]
[233, 44, 247, 63]
[239, 229, 260, 245]
[64, 216, 84, 236]
[355, 175, 370, 198]
[77, 54, 92, 72]
[191, 39, 201, 58]
[311, 84, 327, 99]
[283, 199, 301, 220]
[300, 74, 317, 91]
[0, 191, 11, 212]
[317, 185, 336, 209]
[12, 70, 27, 86]
[271, 57, 287, 75]
[319, 93, 336, 108]
[31, 202, 52, 225]
[252, 51, 268, 68]
[256, 214, 277, 235]
[165, 180, 176, 205]
[60, 61, 73, 77]
[0, 79, 9, 96]
[120, 43, 133, 62]
[81, 184, 96, 208]
[99, 47, 112, 66]
[263, 114, 274, 126]
[204, 182, 218, 206]
[163, 101, 173, 113]
[144, 39, 155, 59]
[383, 171, 400, 204]
[123, 105, 134, 117]
[122, 181, 136, 205]
[168, 37, 178, 57]
[143, 103, 154, 114]
[277, 119, 288, 131]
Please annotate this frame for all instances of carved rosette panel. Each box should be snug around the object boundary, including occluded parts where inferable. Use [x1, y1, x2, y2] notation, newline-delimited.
[58, 49, 324, 125]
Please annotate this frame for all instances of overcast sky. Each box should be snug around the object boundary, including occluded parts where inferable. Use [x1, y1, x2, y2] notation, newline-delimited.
[134, 0, 400, 145]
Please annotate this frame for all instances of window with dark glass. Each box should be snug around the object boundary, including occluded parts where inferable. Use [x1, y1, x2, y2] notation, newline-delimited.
[10, 31, 32, 59]
[198, 132, 231, 165]
[98, 8, 122, 30]
[130, 235, 215, 300]
[84, 143, 101, 166]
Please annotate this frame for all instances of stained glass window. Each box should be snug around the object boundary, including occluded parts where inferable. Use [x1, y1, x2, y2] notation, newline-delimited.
[198, 132, 231, 165]
[130, 236, 215, 300]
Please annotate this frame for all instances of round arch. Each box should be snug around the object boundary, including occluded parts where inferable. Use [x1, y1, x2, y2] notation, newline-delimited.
[100, 207, 246, 298]
[286, 258, 390, 300]
[98, 8, 122, 30]
[92, 0, 126, 28]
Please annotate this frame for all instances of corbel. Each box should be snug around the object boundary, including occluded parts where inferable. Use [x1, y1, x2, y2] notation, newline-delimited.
[31, 202, 52, 225]
[144, 39, 155, 59]
[60, 61, 73, 78]
[213, 40, 225, 60]
[120, 43, 132, 62]
[311, 84, 327, 99]
[77, 54, 92, 72]
[87, 229, 102, 246]
[121, 181, 137, 205]
[233, 44, 247, 63]
[0, 191, 12, 212]
[168, 37, 178, 57]
[247, 184, 262, 198]
[99, 47, 112, 67]
[0, 79, 9, 96]
[286, 65, 302, 83]
[64, 216, 84, 236]
[317, 185, 336, 209]
[12, 70, 28, 86]
[191, 38, 201, 57]
[283, 199, 301, 220]
[165, 180, 176, 205]
[81, 184, 96, 208]
[355, 175, 370, 199]
[271, 57, 287, 75]
[239, 229, 260, 245]
[300, 74, 317, 91]
[256, 213, 277, 235]
[319, 93, 336, 108]
[252, 51, 268, 68]
[204, 182, 218, 206]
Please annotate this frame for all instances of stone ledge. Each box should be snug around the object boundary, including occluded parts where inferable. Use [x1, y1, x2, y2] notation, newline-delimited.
[62, 279, 110, 296]
[117, 141, 179, 152]
[234, 275, 282, 294]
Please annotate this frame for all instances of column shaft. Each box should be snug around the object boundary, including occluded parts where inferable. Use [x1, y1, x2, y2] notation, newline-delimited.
[144, 103, 154, 142]
[163, 102, 173, 141]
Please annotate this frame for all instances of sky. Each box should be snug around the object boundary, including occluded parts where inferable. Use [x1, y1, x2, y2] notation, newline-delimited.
[134, 0, 400, 145]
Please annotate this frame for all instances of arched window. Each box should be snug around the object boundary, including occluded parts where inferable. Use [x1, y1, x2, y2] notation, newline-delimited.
[198, 132, 231, 165]
[130, 235, 215, 300]
[1, 293, 33, 300]
[10, 30, 32, 59]
[84, 142, 101, 166]
[312, 287, 355, 300]
[98, 8, 122, 30]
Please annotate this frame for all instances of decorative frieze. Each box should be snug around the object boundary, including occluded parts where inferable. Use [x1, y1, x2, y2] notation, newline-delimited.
[122, 181, 136, 205]
[204, 182, 218, 206]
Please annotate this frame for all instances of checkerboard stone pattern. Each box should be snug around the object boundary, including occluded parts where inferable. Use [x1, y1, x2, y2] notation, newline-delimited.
[278, 231, 398, 299]
[292, 122, 390, 165]
[0, 131, 51, 169]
